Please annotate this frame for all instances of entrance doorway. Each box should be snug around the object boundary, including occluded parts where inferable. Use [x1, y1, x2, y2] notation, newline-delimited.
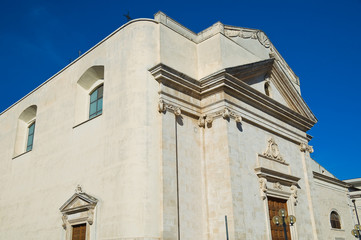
[268, 197, 291, 240]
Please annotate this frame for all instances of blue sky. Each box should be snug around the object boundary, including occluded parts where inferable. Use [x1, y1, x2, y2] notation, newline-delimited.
[1, 0, 360, 179]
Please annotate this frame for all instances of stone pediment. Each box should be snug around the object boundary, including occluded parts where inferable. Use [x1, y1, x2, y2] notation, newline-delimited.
[59, 186, 98, 231]
[150, 61, 317, 131]
[223, 60, 317, 124]
[59, 192, 98, 214]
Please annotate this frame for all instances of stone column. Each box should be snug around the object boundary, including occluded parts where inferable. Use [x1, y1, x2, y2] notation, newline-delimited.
[300, 143, 318, 240]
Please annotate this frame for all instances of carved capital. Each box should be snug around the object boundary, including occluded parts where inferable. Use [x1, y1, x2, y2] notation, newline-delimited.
[203, 107, 242, 126]
[158, 99, 165, 112]
[205, 116, 213, 124]
[300, 143, 314, 153]
[222, 108, 230, 119]
[198, 114, 206, 127]
[157, 99, 182, 117]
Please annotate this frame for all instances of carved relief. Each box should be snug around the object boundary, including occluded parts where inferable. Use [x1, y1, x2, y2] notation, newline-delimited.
[259, 177, 268, 200]
[273, 182, 283, 190]
[62, 214, 68, 229]
[263, 138, 285, 163]
[224, 28, 270, 48]
[300, 143, 314, 153]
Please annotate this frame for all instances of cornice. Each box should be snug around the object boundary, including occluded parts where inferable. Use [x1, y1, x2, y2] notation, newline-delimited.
[348, 190, 361, 199]
[271, 62, 317, 122]
[313, 172, 351, 188]
[150, 60, 316, 131]
[255, 167, 300, 186]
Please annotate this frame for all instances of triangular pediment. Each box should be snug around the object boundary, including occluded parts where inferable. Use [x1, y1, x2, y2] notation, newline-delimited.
[59, 192, 98, 213]
[224, 59, 317, 123]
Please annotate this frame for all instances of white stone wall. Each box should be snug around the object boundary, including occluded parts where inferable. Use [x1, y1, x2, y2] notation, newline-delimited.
[0, 12, 354, 240]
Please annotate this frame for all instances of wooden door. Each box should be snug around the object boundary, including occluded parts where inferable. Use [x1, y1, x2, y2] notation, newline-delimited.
[72, 223, 86, 240]
[268, 197, 291, 240]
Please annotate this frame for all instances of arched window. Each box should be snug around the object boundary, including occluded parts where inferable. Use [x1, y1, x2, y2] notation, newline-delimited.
[75, 65, 104, 125]
[89, 85, 103, 119]
[330, 211, 341, 229]
[14, 105, 37, 156]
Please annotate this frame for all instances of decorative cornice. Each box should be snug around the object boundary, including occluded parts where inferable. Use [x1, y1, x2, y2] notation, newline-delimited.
[270, 62, 316, 121]
[150, 61, 316, 132]
[255, 167, 300, 186]
[348, 191, 361, 199]
[313, 172, 351, 188]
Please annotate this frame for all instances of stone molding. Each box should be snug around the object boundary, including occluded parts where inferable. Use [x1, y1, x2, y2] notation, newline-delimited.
[150, 61, 316, 132]
[255, 167, 300, 205]
[59, 186, 98, 231]
[158, 98, 242, 127]
[313, 172, 351, 188]
[348, 191, 361, 199]
[255, 167, 300, 186]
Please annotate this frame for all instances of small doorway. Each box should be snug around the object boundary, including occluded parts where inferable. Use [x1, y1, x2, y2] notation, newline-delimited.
[268, 197, 292, 240]
[72, 223, 86, 240]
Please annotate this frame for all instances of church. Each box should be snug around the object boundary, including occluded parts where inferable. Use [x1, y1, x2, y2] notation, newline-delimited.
[0, 12, 360, 240]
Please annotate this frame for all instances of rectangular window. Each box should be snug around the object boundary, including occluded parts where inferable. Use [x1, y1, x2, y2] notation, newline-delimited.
[72, 223, 86, 240]
[268, 197, 291, 240]
[89, 85, 103, 119]
[26, 122, 35, 152]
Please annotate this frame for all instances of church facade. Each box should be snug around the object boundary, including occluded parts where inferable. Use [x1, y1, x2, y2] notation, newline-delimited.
[0, 12, 359, 240]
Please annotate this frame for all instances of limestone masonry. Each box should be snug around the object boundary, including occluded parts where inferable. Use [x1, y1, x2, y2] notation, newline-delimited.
[0, 11, 359, 240]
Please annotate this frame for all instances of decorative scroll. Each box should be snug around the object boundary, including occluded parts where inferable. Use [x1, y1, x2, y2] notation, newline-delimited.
[263, 138, 285, 163]
[300, 143, 314, 153]
[259, 177, 268, 200]
[158, 99, 181, 116]
[62, 214, 68, 229]
[290, 185, 298, 205]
